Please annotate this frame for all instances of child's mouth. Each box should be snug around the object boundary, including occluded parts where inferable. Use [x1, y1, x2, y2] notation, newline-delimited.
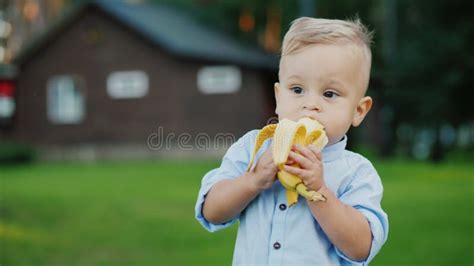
[302, 116, 325, 127]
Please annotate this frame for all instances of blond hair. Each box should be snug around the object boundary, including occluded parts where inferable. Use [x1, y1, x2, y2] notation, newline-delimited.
[280, 17, 373, 92]
[281, 17, 373, 58]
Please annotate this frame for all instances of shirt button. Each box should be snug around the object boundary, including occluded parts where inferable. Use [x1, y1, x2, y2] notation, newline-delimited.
[279, 204, 287, 211]
[273, 242, 281, 250]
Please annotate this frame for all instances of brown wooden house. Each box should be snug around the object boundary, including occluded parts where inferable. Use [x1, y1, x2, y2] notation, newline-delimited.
[2, 0, 278, 159]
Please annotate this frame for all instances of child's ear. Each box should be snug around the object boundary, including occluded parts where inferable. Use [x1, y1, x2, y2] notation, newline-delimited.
[274, 82, 280, 96]
[352, 96, 373, 127]
[274, 82, 281, 115]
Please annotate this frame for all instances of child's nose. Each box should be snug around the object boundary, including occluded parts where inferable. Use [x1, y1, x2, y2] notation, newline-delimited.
[303, 99, 321, 112]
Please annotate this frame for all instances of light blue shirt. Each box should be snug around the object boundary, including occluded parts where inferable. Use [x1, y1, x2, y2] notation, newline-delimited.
[195, 129, 389, 265]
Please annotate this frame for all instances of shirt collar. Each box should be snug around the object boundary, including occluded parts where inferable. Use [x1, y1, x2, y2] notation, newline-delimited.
[322, 135, 347, 162]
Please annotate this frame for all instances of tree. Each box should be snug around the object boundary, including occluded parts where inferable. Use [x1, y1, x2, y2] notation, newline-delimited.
[383, 0, 473, 160]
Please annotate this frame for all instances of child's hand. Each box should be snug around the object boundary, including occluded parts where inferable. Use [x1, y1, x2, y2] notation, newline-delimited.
[251, 147, 278, 191]
[283, 144, 325, 191]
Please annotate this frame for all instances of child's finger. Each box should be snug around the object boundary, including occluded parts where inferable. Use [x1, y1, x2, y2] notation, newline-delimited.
[288, 151, 312, 169]
[295, 144, 318, 162]
[315, 151, 322, 161]
[308, 145, 323, 161]
[283, 164, 306, 177]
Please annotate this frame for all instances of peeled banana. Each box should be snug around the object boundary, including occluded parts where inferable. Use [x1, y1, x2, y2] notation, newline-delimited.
[247, 117, 328, 207]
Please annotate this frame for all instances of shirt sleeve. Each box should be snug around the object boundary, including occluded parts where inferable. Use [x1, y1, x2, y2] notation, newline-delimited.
[335, 157, 389, 265]
[194, 130, 258, 232]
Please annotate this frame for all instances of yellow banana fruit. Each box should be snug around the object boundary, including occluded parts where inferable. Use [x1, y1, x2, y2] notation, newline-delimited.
[247, 117, 329, 207]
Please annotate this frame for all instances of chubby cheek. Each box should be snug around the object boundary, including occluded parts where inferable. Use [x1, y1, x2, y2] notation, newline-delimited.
[325, 126, 346, 144]
[276, 102, 301, 120]
[322, 110, 353, 144]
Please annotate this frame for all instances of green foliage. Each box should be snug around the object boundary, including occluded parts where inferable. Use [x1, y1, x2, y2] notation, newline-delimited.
[390, 0, 473, 126]
[444, 147, 474, 163]
[1, 160, 473, 265]
[0, 141, 36, 164]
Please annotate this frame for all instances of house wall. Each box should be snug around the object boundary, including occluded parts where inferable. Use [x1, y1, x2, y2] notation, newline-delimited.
[13, 6, 271, 146]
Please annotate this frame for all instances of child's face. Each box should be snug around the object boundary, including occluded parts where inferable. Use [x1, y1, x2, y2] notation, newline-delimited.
[275, 43, 373, 145]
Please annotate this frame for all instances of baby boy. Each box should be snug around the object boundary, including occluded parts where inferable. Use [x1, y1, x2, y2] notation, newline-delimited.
[195, 17, 388, 265]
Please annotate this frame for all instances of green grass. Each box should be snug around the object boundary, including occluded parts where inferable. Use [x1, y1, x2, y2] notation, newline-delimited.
[1, 159, 473, 265]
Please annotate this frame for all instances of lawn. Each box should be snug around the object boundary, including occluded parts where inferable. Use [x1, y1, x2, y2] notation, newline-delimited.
[0, 159, 472, 265]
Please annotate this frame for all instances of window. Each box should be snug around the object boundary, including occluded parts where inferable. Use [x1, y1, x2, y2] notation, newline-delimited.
[0, 97, 14, 118]
[197, 66, 241, 94]
[47, 76, 85, 124]
[107, 70, 149, 99]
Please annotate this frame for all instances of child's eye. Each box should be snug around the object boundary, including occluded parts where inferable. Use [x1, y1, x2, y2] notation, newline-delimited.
[291, 86, 303, 94]
[323, 90, 338, 98]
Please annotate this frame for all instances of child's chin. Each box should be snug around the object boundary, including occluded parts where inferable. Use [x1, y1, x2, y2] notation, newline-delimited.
[327, 135, 344, 145]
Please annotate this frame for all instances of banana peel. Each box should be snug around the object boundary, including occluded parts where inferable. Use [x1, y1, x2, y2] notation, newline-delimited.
[247, 117, 328, 207]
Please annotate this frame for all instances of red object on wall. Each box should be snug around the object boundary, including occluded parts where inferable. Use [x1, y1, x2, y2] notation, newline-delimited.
[0, 80, 15, 97]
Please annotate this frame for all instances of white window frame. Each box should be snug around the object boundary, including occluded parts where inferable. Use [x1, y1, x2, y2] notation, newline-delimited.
[0, 97, 15, 118]
[197, 65, 242, 94]
[47, 75, 85, 124]
[107, 70, 149, 99]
